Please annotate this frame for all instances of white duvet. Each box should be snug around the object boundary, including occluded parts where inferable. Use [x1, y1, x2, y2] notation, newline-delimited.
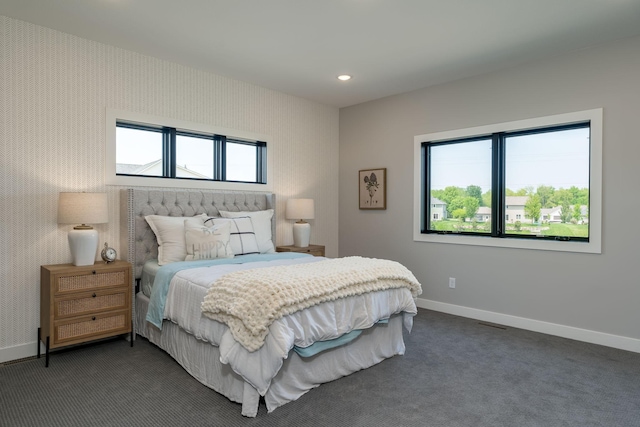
[160, 256, 418, 395]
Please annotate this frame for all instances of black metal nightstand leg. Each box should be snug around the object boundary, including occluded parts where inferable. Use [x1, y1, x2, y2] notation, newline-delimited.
[37, 328, 41, 359]
[45, 336, 50, 368]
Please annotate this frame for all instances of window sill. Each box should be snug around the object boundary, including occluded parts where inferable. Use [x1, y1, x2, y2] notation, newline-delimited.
[412, 231, 601, 254]
[105, 174, 271, 192]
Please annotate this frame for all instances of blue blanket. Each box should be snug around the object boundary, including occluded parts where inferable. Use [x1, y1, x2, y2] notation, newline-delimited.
[293, 318, 389, 357]
[145, 253, 311, 328]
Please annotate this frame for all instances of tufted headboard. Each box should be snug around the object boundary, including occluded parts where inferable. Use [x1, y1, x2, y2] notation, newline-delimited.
[119, 188, 276, 280]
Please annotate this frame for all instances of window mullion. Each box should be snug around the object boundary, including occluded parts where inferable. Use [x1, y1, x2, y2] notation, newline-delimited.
[422, 142, 430, 233]
[256, 141, 267, 184]
[491, 133, 505, 237]
[214, 136, 225, 181]
[163, 127, 176, 178]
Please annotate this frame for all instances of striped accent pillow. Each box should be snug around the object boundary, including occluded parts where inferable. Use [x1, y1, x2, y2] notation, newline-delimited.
[207, 217, 260, 256]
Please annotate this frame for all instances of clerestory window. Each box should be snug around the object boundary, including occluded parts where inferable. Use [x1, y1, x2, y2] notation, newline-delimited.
[106, 110, 271, 191]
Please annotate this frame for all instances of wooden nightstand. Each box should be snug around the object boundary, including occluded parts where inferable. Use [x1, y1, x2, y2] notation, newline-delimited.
[276, 244, 325, 257]
[39, 260, 132, 367]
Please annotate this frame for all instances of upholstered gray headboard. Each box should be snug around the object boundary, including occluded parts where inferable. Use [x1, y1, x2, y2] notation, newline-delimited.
[119, 188, 276, 280]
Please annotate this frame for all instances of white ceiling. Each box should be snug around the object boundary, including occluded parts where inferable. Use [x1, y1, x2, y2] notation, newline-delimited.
[2, 0, 640, 108]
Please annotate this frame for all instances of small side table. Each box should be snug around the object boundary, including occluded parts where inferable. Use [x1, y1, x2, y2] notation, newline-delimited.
[276, 244, 325, 257]
[39, 260, 133, 367]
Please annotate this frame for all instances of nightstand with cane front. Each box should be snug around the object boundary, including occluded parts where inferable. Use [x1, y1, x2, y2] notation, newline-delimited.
[38, 260, 132, 367]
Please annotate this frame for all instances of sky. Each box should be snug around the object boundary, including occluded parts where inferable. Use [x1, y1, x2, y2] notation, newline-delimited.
[119, 126, 590, 192]
[429, 127, 590, 193]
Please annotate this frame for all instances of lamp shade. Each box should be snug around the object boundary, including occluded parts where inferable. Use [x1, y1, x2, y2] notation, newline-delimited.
[285, 198, 315, 220]
[58, 192, 108, 266]
[58, 192, 108, 225]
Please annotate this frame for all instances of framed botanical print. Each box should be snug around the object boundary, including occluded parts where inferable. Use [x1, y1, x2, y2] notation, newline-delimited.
[359, 168, 386, 210]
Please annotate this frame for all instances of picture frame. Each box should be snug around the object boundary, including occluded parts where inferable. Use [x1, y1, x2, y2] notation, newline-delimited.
[359, 168, 386, 210]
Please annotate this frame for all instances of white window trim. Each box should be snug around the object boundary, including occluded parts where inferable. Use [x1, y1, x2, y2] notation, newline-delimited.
[413, 108, 602, 254]
[106, 109, 273, 191]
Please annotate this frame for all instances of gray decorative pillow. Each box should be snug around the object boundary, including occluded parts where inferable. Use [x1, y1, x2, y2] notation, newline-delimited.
[184, 218, 234, 261]
[206, 217, 260, 256]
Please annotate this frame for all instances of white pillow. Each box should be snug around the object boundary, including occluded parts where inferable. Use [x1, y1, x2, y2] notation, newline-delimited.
[219, 209, 275, 253]
[207, 217, 260, 256]
[184, 218, 234, 261]
[145, 213, 206, 265]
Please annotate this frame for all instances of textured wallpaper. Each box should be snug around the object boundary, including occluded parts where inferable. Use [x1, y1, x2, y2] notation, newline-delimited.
[0, 15, 339, 361]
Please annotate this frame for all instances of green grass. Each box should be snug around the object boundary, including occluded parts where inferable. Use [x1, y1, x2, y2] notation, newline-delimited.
[541, 223, 588, 237]
[430, 219, 588, 238]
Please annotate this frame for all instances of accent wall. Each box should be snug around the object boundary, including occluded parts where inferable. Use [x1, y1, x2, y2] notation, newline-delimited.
[0, 16, 339, 362]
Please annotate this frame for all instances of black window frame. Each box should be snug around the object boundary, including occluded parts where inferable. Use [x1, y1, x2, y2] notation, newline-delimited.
[421, 121, 591, 243]
[116, 120, 267, 185]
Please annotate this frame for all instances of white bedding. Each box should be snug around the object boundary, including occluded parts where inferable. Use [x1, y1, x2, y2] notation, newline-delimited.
[136, 292, 408, 416]
[158, 256, 418, 395]
[201, 256, 421, 352]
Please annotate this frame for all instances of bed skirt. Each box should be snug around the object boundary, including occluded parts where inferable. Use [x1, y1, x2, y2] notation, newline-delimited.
[135, 292, 406, 417]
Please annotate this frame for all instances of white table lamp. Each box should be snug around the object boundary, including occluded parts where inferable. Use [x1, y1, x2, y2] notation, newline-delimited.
[286, 198, 315, 247]
[58, 192, 108, 266]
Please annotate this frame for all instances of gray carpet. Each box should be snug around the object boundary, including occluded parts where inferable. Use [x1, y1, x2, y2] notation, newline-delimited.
[1, 309, 639, 427]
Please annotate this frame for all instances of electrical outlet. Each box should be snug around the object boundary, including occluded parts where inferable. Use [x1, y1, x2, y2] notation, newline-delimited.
[449, 277, 456, 289]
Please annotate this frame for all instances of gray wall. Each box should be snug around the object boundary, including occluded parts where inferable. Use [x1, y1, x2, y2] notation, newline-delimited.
[339, 35, 640, 344]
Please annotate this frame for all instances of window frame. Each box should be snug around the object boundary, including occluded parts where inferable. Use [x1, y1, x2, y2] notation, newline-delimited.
[413, 109, 602, 254]
[106, 109, 273, 191]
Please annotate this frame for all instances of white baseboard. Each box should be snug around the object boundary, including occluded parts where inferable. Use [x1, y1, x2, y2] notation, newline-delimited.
[417, 298, 640, 354]
[0, 341, 43, 364]
[2, 302, 637, 363]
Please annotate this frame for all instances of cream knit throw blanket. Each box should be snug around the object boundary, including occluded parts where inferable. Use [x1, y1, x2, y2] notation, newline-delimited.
[201, 256, 422, 352]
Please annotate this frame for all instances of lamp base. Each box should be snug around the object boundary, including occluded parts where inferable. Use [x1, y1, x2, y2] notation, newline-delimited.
[292, 221, 311, 248]
[68, 227, 98, 266]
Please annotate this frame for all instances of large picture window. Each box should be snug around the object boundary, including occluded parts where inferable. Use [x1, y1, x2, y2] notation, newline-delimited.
[106, 109, 272, 191]
[414, 109, 602, 253]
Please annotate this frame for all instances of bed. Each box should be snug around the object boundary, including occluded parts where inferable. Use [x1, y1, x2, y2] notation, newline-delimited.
[120, 188, 420, 417]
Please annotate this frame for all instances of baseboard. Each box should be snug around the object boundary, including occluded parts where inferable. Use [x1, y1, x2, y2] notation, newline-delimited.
[416, 298, 640, 354]
[2, 303, 638, 363]
[0, 341, 44, 364]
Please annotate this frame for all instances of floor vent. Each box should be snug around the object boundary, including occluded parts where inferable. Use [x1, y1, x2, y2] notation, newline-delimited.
[478, 322, 507, 330]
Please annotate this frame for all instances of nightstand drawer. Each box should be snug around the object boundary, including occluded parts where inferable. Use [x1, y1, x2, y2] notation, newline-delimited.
[54, 289, 129, 319]
[56, 269, 127, 294]
[301, 248, 324, 256]
[276, 244, 325, 257]
[54, 310, 130, 345]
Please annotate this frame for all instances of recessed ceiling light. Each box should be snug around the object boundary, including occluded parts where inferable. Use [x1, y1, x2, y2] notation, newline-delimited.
[337, 74, 352, 81]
